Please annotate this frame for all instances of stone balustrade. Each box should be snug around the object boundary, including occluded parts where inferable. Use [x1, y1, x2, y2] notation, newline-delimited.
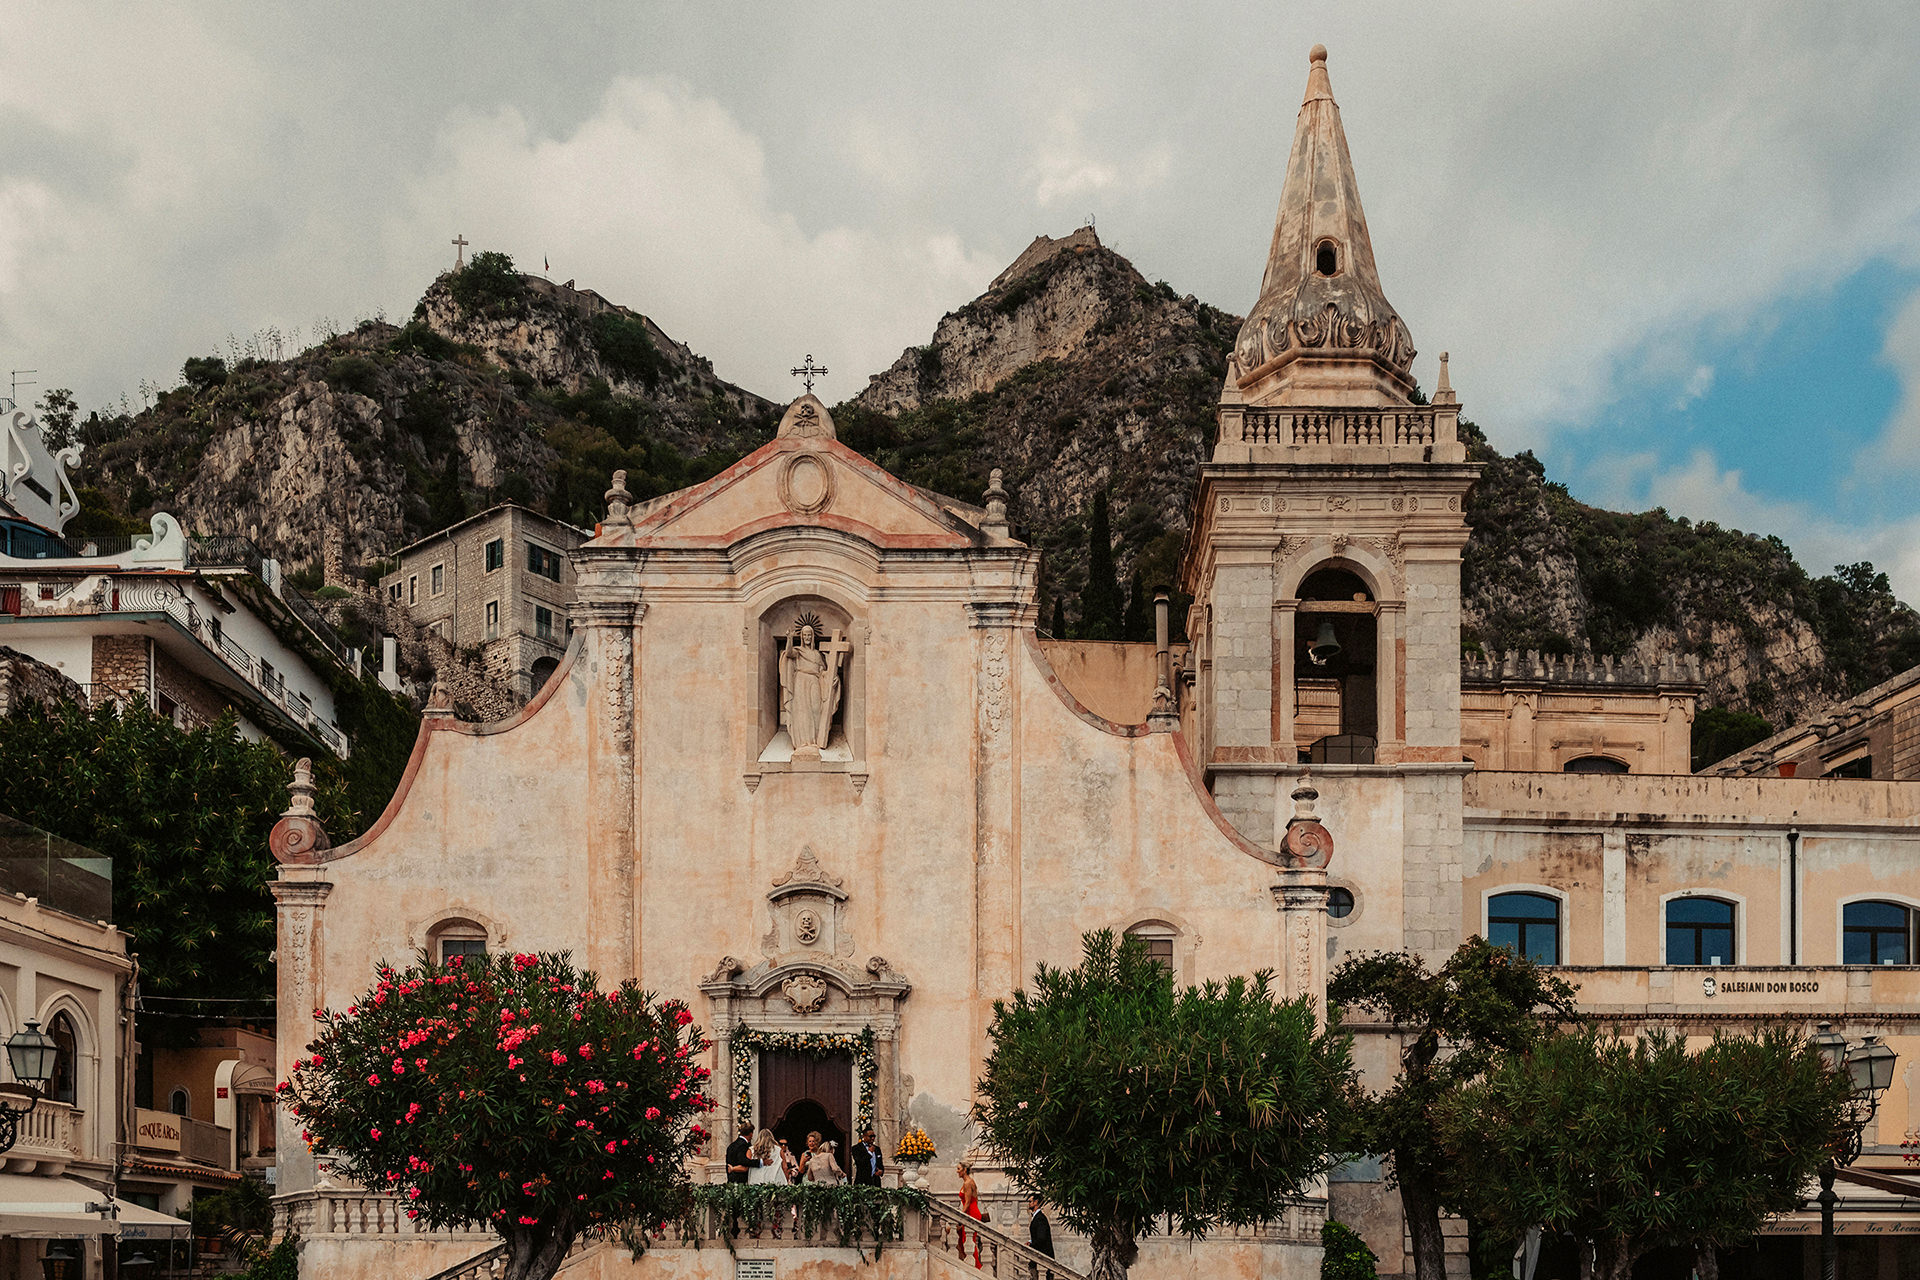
[4, 1099, 82, 1173]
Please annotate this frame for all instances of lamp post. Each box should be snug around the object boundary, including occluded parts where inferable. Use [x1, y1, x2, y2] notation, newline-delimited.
[1810, 1023, 1898, 1280]
[0, 1019, 59, 1155]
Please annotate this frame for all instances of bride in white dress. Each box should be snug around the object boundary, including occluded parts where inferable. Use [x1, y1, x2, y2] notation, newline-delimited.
[746, 1130, 791, 1184]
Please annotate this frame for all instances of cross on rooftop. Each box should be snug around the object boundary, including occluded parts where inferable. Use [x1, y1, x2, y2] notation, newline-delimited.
[790, 354, 827, 395]
[451, 234, 469, 269]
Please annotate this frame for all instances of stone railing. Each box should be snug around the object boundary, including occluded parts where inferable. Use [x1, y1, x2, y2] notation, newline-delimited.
[274, 1189, 496, 1245]
[925, 1197, 1085, 1280]
[1463, 648, 1704, 688]
[1233, 405, 1437, 449]
[8, 1099, 83, 1171]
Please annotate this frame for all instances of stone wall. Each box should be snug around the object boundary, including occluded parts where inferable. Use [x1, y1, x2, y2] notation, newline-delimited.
[90, 633, 149, 699]
[152, 643, 233, 729]
[0, 644, 86, 717]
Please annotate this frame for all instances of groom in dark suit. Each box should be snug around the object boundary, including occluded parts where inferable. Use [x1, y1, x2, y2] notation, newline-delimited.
[1027, 1195, 1054, 1257]
[850, 1127, 885, 1185]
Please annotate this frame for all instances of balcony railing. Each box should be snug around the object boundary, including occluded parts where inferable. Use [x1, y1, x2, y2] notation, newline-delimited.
[182, 1116, 231, 1168]
[23, 577, 349, 758]
[1233, 406, 1438, 449]
[7, 1099, 83, 1171]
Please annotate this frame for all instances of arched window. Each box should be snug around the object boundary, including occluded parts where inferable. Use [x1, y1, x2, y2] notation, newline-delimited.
[432, 919, 488, 967]
[1563, 755, 1629, 774]
[1295, 567, 1377, 764]
[169, 1088, 190, 1117]
[1488, 893, 1560, 965]
[530, 655, 560, 694]
[49, 1012, 77, 1105]
[1844, 901, 1914, 965]
[1666, 897, 1736, 966]
[1124, 921, 1177, 973]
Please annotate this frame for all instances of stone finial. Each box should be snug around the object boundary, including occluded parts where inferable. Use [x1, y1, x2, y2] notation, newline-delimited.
[981, 468, 1009, 535]
[1280, 771, 1333, 870]
[1434, 352, 1458, 405]
[605, 470, 633, 523]
[284, 757, 318, 818]
[268, 757, 330, 865]
[425, 679, 455, 718]
[1289, 773, 1319, 824]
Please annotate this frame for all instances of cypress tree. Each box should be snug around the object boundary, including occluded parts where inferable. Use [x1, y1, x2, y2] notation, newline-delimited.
[1123, 570, 1150, 641]
[1050, 597, 1068, 639]
[1082, 491, 1124, 640]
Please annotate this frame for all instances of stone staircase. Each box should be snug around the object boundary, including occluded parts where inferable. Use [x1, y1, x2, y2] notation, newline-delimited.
[923, 1196, 1086, 1280]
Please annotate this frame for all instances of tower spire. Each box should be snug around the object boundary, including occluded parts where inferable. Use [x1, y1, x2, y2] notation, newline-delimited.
[1233, 45, 1416, 407]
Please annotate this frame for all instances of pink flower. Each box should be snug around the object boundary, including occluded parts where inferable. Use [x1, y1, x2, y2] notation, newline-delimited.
[519, 1216, 538, 1225]
[370, 1127, 382, 1141]
[644, 1107, 661, 1121]
[605, 1141, 617, 1154]
[674, 1009, 693, 1027]
[1017, 1101, 1028, 1110]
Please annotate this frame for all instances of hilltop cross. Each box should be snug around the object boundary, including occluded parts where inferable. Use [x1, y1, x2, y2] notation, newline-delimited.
[451, 234, 469, 269]
[790, 354, 827, 395]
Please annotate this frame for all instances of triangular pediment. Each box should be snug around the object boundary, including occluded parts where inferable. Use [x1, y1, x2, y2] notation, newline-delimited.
[608, 397, 997, 551]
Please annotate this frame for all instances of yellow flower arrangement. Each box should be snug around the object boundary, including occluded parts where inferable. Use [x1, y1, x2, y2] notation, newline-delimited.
[895, 1126, 936, 1163]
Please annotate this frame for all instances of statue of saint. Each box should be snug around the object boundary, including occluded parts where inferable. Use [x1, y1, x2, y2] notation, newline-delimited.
[779, 623, 849, 757]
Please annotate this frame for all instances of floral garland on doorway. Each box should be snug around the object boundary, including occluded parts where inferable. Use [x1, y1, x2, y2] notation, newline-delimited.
[731, 1024, 878, 1138]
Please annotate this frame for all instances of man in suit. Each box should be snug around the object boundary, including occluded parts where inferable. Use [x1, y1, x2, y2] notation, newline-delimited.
[725, 1132, 760, 1184]
[850, 1127, 884, 1185]
[1027, 1194, 1054, 1258]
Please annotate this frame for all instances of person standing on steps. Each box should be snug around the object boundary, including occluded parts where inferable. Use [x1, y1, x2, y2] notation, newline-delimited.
[725, 1130, 761, 1184]
[850, 1127, 884, 1186]
[1026, 1194, 1054, 1258]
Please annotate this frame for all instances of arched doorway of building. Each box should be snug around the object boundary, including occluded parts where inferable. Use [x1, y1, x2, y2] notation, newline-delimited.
[760, 1051, 852, 1167]
[530, 656, 560, 694]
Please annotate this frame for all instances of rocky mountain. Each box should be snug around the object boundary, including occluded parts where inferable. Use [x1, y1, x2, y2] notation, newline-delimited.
[75, 254, 776, 570]
[67, 239, 1920, 732]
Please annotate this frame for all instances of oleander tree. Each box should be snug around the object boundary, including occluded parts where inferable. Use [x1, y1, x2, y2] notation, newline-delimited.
[974, 931, 1354, 1280]
[283, 951, 715, 1280]
[1328, 937, 1583, 1280]
[1435, 1027, 1853, 1280]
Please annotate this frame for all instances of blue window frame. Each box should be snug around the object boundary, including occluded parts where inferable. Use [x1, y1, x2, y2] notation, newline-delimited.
[1666, 897, 1736, 966]
[1488, 892, 1560, 965]
[1844, 901, 1912, 965]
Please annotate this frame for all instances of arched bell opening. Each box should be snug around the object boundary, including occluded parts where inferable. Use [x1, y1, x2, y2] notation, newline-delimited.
[1293, 566, 1379, 763]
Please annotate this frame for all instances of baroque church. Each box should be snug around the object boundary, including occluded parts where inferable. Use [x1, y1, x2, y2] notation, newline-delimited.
[271, 47, 1920, 1280]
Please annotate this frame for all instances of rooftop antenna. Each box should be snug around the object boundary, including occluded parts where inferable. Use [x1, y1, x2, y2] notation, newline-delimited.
[6, 370, 36, 414]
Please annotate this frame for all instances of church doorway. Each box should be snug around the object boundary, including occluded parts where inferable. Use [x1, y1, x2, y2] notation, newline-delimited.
[760, 1051, 852, 1161]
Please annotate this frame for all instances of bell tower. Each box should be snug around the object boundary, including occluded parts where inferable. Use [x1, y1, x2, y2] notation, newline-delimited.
[1181, 46, 1478, 960]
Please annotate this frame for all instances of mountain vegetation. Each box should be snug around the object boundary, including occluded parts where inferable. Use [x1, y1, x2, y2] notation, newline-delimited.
[50, 238, 1920, 732]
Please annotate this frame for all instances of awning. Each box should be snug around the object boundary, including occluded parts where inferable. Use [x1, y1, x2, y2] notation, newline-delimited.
[115, 1201, 193, 1240]
[0, 1175, 191, 1239]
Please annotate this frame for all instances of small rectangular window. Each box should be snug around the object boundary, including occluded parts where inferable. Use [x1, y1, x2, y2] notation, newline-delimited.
[441, 937, 487, 965]
[431, 564, 445, 595]
[408, 575, 418, 605]
[535, 605, 554, 642]
[485, 601, 499, 639]
[527, 543, 562, 582]
[485, 539, 504, 572]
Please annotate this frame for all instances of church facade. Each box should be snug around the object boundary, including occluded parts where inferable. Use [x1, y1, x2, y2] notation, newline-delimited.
[272, 46, 1920, 1280]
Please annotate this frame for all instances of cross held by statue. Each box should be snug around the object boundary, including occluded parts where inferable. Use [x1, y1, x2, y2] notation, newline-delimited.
[791, 354, 827, 395]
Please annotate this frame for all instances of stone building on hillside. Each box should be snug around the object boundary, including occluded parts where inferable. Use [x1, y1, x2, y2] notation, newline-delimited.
[270, 47, 1920, 1280]
[0, 465, 354, 757]
[378, 504, 589, 700]
[1706, 662, 1920, 781]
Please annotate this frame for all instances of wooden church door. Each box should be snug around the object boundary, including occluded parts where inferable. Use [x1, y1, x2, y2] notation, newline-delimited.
[760, 1051, 853, 1159]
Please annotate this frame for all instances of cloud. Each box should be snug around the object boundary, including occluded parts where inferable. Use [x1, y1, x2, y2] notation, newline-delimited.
[392, 77, 1002, 404]
[1860, 283, 1920, 477]
[1647, 448, 1920, 600]
[1671, 365, 1715, 412]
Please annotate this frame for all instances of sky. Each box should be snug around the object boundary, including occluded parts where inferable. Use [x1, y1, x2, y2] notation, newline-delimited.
[5, 3, 1920, 596]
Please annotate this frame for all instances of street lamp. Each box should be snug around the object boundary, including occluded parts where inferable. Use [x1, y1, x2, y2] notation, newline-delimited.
[0, 1019, 59, 1154]
[1812, 1024, 1898, 1280]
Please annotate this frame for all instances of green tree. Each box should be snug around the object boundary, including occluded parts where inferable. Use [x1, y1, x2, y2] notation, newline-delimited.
[1049, 597, 1068, 639]
[1080, 491, 1124, 641]
[447, 250, 527, 316]
[34, 388, 80, 450]
[285, 951, 714, 1280]
[0, 699, 352, 1008]
[1691, 705, 1773, 772]
[1436, 1027, 1853, 1280]
[182, 357, 229, 393]
[1321, 1219, 1379, 1280]
[974, 931, 1352, 1280]
[1122, 570, 1150, 642]
[1328, 938, 1582, 1280]
[426, 454, 468, 530]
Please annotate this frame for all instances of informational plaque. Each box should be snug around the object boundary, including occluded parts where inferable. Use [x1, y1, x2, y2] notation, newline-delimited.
[736, 1260, 776, 1280]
